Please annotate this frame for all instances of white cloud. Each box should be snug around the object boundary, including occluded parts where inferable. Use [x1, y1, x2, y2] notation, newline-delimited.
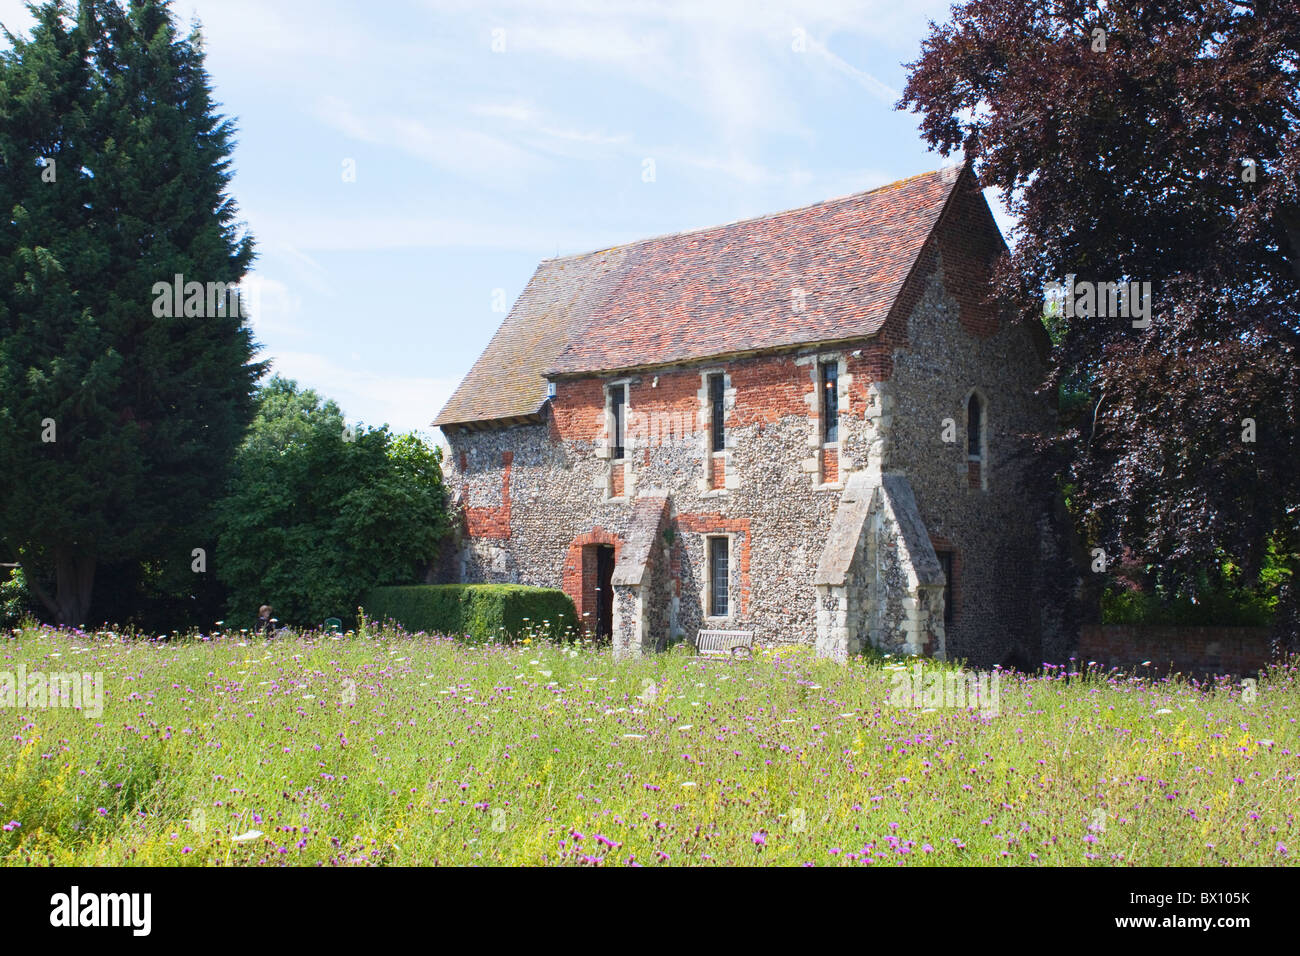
[267, 349, 459, 437]
[250, 211, 616, 254]
[240, 274, 305, 340]
[314, 95, 544, 187]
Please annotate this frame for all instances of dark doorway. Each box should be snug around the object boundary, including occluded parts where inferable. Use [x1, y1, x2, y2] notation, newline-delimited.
[594, 545, 615, 640]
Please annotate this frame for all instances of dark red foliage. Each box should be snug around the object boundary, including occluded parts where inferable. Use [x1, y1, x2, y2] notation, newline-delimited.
[901, 0, 1299, 643]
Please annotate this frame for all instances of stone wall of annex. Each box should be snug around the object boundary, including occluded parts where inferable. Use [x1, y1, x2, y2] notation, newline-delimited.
[884, 245, 1074, 666]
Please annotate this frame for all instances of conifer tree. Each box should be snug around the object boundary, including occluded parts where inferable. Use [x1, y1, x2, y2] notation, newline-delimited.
[0, 0, 261, 624]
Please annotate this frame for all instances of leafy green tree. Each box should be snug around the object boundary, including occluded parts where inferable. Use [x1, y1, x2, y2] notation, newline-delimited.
[212, 377, 450, 628]
[0, 0, 260, 625]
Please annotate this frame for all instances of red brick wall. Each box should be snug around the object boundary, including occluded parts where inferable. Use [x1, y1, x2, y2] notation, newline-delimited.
[726, 354, 809, 427]
[709, 455, 725, 490]
[821, 445, 839, 484]
[463, 450, 512, 539]
[611, 463, 625, 497]
[551, 378, 606, 441]
[886, 169, 1003, 342]
[550, 348, 889, 451]
[1078, 625, 1272, 676]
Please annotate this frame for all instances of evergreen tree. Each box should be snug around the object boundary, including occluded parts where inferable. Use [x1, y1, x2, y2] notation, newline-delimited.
[0, 0, 261, 624]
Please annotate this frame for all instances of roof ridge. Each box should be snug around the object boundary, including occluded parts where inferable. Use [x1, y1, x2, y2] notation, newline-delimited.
[541, 164, 963, 264]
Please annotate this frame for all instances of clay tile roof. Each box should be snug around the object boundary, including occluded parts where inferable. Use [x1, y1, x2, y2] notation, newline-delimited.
[435, 165, 964, 428]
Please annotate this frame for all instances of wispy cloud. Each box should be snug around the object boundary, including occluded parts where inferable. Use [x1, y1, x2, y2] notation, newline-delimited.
[268, 349, 459, 436]
[314, 95, 544, 187]
[251, 212, 615, 254]
[803, 35, 899, 104]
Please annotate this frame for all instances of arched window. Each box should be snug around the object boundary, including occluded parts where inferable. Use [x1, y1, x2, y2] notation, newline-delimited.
[966, 392, 986, 490]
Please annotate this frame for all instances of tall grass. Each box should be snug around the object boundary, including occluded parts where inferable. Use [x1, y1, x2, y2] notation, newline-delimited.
[0, 623, 1295, 865]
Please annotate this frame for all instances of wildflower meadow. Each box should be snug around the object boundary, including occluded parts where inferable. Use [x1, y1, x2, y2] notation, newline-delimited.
[1, 623, 1295, 866]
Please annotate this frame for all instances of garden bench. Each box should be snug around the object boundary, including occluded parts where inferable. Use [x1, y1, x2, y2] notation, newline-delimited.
[696, 629, 755, 660]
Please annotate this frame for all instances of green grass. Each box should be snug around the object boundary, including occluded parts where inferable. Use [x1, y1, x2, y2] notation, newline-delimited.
[0, 622, 1296, 866]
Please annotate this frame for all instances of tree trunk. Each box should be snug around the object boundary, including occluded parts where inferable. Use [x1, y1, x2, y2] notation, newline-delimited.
[53, 548, 96, 627]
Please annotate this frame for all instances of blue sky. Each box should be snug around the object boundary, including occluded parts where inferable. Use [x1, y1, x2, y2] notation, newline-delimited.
[1, 0, 1007, 445]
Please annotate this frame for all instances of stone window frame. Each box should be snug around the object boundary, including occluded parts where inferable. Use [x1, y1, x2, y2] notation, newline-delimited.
[800, 351, 851, 490]
[601, 377, 635, 501]
[697, 367, 737, 497]
[963, 387, 990, 491]
[819, 359, 840, 444]
[703, 532, 736, 622]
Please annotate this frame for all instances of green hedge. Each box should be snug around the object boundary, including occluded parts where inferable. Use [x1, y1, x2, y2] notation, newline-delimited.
[364, 584, 578, 642]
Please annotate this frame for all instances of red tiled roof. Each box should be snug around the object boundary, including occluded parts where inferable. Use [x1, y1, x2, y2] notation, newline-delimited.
[435, 165, 967, 427]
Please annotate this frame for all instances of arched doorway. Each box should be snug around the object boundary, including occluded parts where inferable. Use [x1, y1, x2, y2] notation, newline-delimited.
[562, 529, 621, 640]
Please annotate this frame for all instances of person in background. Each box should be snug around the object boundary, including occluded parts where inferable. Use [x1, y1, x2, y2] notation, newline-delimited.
[256, 604, 274, 638]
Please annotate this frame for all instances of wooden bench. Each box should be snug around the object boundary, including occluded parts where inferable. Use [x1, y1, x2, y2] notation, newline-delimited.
[696, 629, 755, 660]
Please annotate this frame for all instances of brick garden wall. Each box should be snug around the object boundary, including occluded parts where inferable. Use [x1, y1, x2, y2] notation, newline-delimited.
[1079, 625, 1272, 677]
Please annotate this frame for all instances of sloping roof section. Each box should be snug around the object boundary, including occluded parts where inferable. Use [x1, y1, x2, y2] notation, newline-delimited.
[611, 494, 670, 588]
[434, 246, 631, 427]
[435, 165, 966, 427]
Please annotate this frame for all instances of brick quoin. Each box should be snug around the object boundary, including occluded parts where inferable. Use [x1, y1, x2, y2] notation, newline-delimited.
[676, 513, 752, 614]
[463, 450, 512, 540]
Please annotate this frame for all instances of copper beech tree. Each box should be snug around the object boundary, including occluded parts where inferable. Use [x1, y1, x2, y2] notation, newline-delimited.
[901, 0, 1300, 645]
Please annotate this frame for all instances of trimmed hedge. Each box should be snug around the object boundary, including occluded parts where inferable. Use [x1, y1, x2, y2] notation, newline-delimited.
[364, 584, 578, 642]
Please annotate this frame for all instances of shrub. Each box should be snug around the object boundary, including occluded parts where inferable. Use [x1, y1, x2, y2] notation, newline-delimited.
[213, 378, 450, 628]
[1100, 587, 1273, 627]
[1, 566, 36, 628]
[365, 584, 577, 642]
